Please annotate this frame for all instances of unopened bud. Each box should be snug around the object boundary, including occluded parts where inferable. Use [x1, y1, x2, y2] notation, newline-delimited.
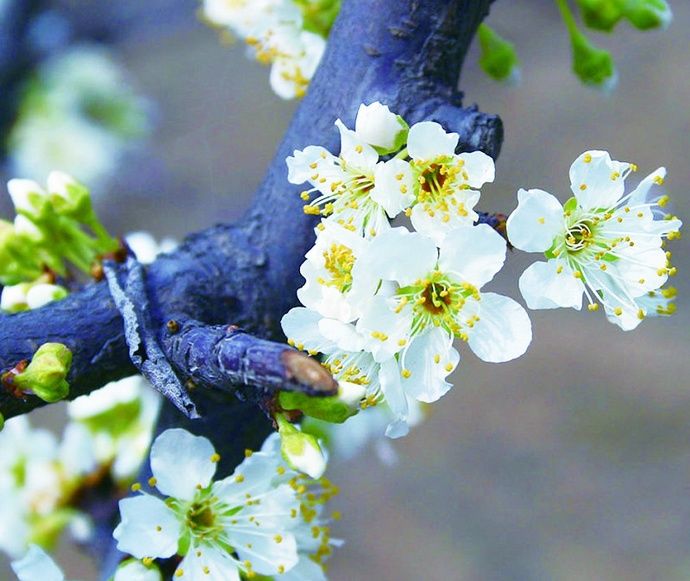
[279, 380, 366, 424]
[276, 414, 327, 479]
[624, 0, 672, 30]
[571, 31, 617, 90]
[478, 24, 521, 82]
[355, 102, 409, 153]
[114, 558, 163, 581]
[575, 0, 623, 31]
[7, 179, 49, 219]
[47, 171, 93, 221]
[13, 343, 72, 402]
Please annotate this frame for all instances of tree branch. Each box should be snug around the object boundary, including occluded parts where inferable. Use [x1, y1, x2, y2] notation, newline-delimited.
[1, 0, 502, 482]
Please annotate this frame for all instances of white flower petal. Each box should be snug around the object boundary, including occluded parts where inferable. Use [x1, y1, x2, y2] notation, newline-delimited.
[371, 159, 415, 217]
[569, 150, 630, 209]
[281, 307, 337, 354]
[286, 146, 337, 184]
[468, 293, 532, 362]
[439, 224, 507, 287]
[400, 328, 458, 403]
[335, 119, 378, 169]
[318, 319, 365, 351]
[232, 526, 298, 576]
[379, 359, 409, 439]
[11, 545, 64, 581]
[355, 226, 437, 287]
[409, 190, 480, 244]
[506, 188, 564, 253]
[277, 554, 328, 581]
[519, 260, 584, 310]
[458, 151, 495, 188]
[356, 296, 412, 363]
[150, 429, 217, 501]
[113, 494, 180, 559]
[176, 543, 240, 581]
[407, 121, 458, 160]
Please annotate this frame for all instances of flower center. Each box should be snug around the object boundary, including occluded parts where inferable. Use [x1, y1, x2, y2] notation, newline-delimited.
[396, 271, 479, 339]
[186, 498, 220, 540]
[565, 219, 595, 252]
[321, 243, 355, 292]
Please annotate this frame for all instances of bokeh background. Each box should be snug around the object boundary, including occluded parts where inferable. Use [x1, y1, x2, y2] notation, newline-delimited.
[1, 0, 689, 579]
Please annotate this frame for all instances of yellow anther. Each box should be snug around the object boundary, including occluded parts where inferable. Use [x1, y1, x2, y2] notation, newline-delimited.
[155, 525, 162, 532]
[587, 303, 599, 312]
[583, 153, 592, 163]
[274, 534, 283, 544]
[573, 270, 583, 279]
[537, 217, 545, 224]
[210, 453, 221, 463]
[131, 482, 141, 492]
[142, 557, 153, 566]
[444, 363, 454, 372]
[148, 477, 158, 487]
[579, 184, 587, 191]
[175, 570, 184, 578]
[614, 307, 623, 316]
[434, 354, 441, 364]
[355, 145, 363, 154]
[556, 265, 564, 274]
[397, 338, 407, 346]
[401, 369, 412, 379]
[653, 175, 665, 185]
[658, 195, 670, 207]
[235, 474, 245, 483]
[637, 309, 646, 320]
[610, 172, 620, 180]
[278, 565, 286, 574]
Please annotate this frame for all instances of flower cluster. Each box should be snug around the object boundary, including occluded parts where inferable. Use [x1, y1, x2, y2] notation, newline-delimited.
[201, 0, 339, 99]
[113, 429, 339, 580]
[0, 172, 119, 312]
[9, 45, 149, 190]
[283, 103, 532, 437]
[506, 150, 682, 330]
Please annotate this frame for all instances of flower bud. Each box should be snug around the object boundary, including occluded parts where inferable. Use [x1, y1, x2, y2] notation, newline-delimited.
[13, 343, 72, 403]
[575, 0, 623, 31]
[26, 283, 68, 310]
[276, 414, 327, 478]
[7, 179, 49, 219]
[478, 24, 520, 82]
[355, 102, 409, 153]
[47, 171, 93, 221]
[279, 380, 366, 424]
[624, 0, 672, 30]
[571, 31, 617, 90]
[114, 558, 163, 581]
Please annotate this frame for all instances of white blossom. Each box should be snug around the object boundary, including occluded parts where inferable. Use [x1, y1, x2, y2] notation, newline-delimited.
[113, 428, 329, 579]
[405, 121, 495, 243]
[506, 150, 682, 330]
[11, 545, 65, 581]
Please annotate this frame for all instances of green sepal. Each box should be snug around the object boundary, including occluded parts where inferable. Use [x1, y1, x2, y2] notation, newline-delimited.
[563, 197, 579, 214]
[575, 0, 624, 31]
[478, 24, 520, 82]
[279, 390, 359, 424]
[13, 342, 72, 403]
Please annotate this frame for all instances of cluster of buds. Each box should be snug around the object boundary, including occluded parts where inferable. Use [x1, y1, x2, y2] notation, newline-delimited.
[0, 172, 120, 313]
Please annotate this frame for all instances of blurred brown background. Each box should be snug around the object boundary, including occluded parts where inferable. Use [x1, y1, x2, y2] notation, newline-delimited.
[2, 0, 689, 579]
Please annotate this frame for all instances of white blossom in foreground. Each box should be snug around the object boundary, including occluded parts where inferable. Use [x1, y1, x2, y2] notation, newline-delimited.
[506, 150, 682, 330]
[113, 428, 338, 579]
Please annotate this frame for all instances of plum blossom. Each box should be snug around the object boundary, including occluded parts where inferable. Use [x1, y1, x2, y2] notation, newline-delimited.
[506, 150, 682, 330]
[113, 428, 338, 579]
